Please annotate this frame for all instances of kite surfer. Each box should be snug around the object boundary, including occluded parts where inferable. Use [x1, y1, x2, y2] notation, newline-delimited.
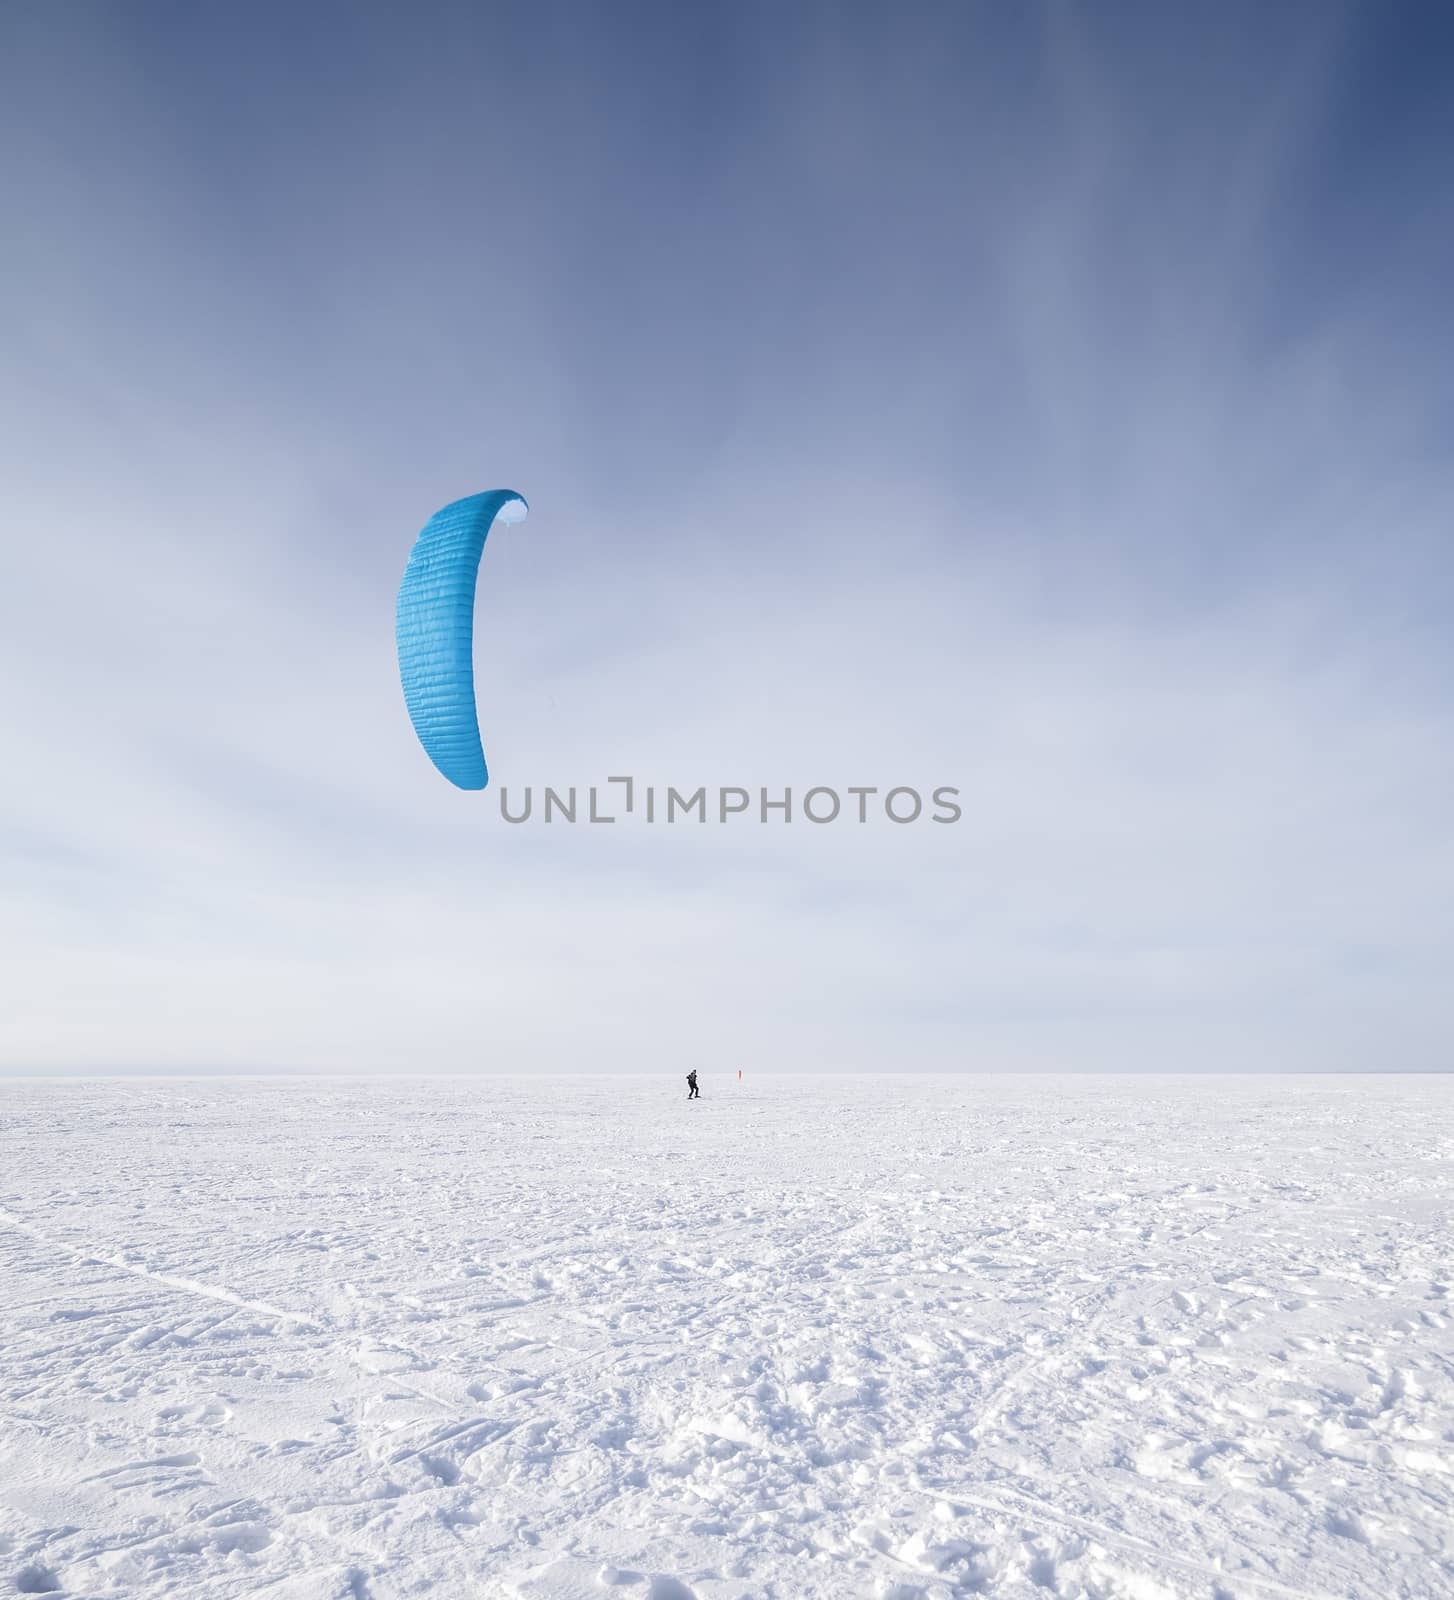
[686, 1069, 700, 1100]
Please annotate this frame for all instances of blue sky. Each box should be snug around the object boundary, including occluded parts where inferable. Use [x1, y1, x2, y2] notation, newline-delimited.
[2, 2, 1451, 1072]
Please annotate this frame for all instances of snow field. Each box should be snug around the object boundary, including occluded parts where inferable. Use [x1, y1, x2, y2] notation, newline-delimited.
[1, 1074, 1451, 1599]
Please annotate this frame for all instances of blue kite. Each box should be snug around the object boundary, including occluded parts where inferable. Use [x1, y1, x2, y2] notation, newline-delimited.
[395, 489, 528, 790]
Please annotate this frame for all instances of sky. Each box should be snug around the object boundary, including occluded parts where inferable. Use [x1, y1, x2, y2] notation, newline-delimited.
[2, 1, 1452, 1074]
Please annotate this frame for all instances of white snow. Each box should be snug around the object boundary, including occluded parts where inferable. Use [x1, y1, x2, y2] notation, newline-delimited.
[1, 1074, 1452, 1599]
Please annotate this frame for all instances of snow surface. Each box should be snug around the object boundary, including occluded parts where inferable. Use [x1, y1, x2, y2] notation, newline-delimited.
[2, 1074, 1452, 1600]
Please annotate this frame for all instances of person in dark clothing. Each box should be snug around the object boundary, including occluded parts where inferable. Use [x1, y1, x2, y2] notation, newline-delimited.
[686, 1069, 700, 1099]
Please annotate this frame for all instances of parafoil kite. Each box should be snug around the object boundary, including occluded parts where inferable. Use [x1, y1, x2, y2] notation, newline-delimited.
[395, 489, 528, 790]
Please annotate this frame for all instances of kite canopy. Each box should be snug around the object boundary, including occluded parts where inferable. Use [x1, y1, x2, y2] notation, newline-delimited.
[395, 489, 528, 790]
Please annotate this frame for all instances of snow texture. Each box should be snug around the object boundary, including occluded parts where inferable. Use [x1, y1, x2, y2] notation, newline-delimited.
[2, 1075, 1452, 1599]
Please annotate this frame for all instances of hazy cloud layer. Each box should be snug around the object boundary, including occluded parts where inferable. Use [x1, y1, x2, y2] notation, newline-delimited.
[3, 3, 1451, 1071]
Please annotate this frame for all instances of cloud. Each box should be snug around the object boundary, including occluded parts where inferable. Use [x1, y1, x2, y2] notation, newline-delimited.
[1, 3, 1450, 1072]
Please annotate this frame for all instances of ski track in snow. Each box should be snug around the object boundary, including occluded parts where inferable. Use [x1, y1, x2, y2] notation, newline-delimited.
[1, 1075, 1451, 1599]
